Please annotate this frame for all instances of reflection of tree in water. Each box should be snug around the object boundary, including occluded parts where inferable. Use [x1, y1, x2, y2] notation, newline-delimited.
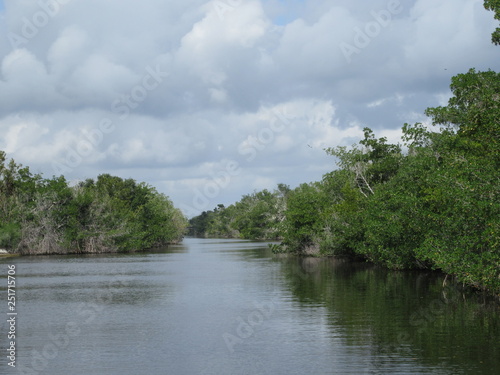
[276, 255, 500, 373]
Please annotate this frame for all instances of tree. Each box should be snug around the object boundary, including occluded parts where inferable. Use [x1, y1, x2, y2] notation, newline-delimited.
[280, 182, 328, 253]
[484, 0, 500, 45]
[326, 128, 402, 197]
[425, 69, 500, 163]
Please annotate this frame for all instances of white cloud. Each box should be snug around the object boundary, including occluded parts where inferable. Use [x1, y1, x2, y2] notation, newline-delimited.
[47, 26, 89, 76]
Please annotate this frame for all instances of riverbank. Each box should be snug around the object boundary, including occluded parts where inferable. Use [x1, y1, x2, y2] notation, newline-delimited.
[0, 239, 185, 257]
[0, 249, 16, 257]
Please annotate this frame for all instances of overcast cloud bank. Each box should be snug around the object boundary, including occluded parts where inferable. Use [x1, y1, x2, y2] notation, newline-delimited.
[0, 0, 498, 215]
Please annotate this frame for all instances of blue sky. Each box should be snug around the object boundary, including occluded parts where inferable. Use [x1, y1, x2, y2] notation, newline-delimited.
[265, 0, 304, 25]
[0, 0, 499, 217]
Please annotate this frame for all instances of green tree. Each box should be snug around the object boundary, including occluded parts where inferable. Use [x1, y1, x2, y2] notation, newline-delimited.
[188, 210, 217, 237]
[425, 69, 500, 163]
[231, 190, 282, 240]
[190, 185, 289, 240]
[484, 0, 500, 44]
[326, 128, 402, 197]
[138, 189, 187, 248]
[280, 182, 328, 253]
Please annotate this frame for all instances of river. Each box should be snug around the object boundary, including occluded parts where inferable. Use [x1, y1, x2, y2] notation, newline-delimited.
[1, 237, 499, 374]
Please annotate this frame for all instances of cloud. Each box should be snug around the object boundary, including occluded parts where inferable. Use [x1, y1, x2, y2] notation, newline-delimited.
[0, 0, 499, 216]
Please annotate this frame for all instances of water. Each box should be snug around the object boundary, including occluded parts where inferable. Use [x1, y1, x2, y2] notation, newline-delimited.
[1, 237, 499, 374]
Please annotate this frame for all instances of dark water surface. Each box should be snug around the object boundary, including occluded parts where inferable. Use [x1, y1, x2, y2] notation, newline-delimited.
[1, 237, 499, 374]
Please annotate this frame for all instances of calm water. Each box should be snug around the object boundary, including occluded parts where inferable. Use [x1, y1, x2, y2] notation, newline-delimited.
[1, 237, 499, 374]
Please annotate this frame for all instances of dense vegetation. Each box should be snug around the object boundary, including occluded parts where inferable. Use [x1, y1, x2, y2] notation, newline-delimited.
[0, 154, 187, 255]
[189, 2, 500, 295]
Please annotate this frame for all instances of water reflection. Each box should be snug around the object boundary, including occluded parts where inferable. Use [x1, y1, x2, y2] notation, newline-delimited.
[0, 238, 498, 375]
[277, 255, 500, 374]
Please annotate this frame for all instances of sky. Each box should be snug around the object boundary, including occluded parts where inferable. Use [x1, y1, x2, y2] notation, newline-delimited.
[0, 0, 499, 217]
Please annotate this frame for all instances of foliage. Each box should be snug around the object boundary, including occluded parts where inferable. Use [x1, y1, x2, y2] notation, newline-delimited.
[425, 69, 500, 163]
[484, 0, 500, 45]
[0, 153, 187, 254]
[279, 182, 328, 254]
[322, 69, 499, 293]
[188, 185, 289, 240]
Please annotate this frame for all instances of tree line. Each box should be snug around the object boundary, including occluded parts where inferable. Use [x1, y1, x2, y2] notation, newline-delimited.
[0, 156, 187, 255]
[189, 2, 500, 295]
